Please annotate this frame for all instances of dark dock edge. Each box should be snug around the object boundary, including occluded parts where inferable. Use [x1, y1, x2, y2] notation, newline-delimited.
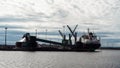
[100, 47, 120, 50]
[0, 45, 120, 51]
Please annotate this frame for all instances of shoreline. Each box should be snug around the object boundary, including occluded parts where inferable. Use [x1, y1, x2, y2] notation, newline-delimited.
[100, 47, 120, 50]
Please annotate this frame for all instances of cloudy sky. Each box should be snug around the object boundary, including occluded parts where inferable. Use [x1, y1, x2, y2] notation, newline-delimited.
[0, 0, 120, 47]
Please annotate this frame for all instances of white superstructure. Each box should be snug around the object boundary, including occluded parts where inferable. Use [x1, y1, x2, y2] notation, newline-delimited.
[80, 29, 100, 44]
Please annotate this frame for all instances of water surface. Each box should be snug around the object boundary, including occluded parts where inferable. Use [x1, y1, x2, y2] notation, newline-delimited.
[0, 50, 120, 68]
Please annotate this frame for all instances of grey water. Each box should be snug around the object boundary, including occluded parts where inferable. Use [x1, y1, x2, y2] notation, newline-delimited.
[0, 50, 120, 68]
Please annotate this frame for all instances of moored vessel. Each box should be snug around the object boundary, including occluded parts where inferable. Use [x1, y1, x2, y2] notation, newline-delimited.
[14, 25, 101, 51]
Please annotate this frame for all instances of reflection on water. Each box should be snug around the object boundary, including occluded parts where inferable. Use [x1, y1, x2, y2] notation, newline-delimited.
[0, 50, 120, 68]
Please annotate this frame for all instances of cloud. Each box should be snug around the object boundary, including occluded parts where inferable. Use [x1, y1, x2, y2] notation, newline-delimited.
[0, 0, 120, 46]
[0, 17, 30, 22]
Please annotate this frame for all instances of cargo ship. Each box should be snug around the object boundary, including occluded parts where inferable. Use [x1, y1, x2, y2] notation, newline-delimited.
[0, 25, 101, 51]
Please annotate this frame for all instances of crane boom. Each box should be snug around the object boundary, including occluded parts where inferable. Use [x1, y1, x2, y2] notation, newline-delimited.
[67, 25, 75, 37]
[73, 25, 78, 33]
[36, 38, 62, 45]
[58, 30, 64, 38]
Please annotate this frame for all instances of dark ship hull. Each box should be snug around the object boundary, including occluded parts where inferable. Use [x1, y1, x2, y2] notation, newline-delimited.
[75, 44, 101, 51]
[68, 41, 101, 51]
[0, 43, 101, 51]
[11, 44, 101, 51]
[0, 44, 101, 51]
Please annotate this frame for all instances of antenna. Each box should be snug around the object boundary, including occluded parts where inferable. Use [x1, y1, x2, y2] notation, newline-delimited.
[35, 29, 37, 38]
[5, 27, 7, 46]
[46, 29, 47, 40]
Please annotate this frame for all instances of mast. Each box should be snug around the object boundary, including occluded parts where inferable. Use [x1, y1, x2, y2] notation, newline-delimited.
[88, 28, 90, 34]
